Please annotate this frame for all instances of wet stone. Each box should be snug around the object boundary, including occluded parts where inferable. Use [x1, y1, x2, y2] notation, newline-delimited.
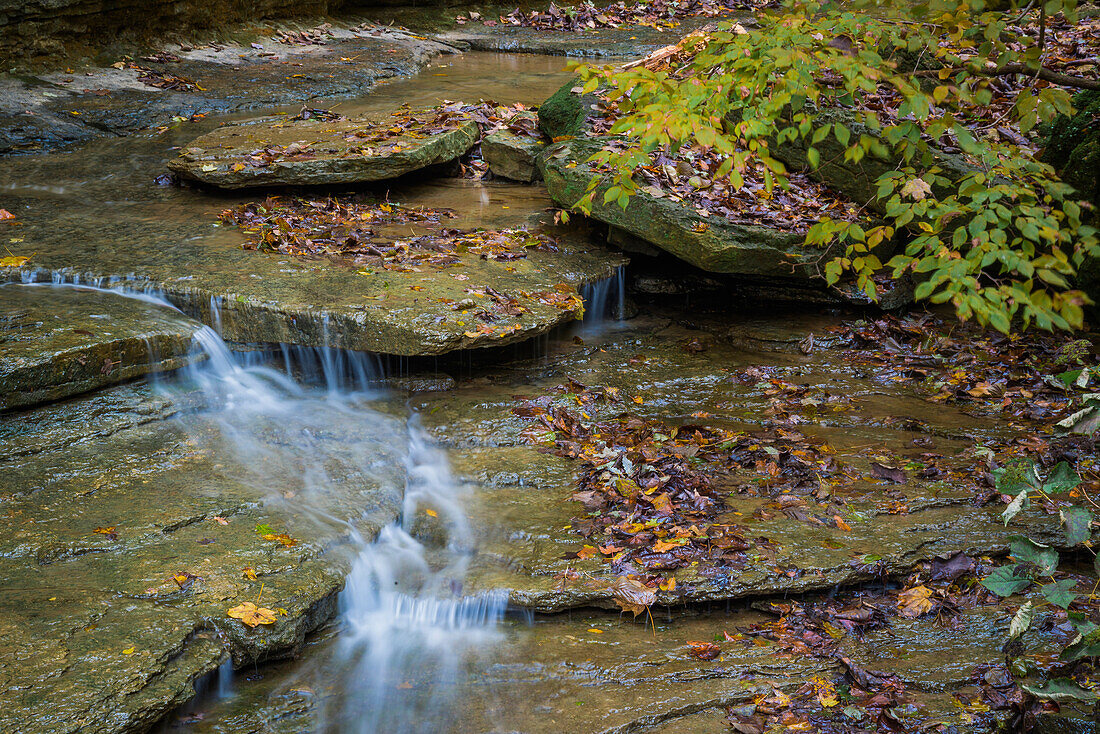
[0, 374, 407, 733]
[169, 114, 479, 189]
[0, 284, 204, 410]
[540, 136, 819, 279]
[482, 112, 545, 182]
[406, 309, 1060, 613]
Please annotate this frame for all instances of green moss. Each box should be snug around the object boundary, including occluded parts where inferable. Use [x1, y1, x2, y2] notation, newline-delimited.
[537, 78, 595, 140]
[1042, 90, 1100, 213]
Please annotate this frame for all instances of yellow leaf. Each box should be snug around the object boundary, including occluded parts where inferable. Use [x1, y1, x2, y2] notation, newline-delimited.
[122, 647, 135, 655]
[0, 256, 29, 267]
[587, 628, 604, 634]
[242, 567, 258, 581]
[227, 601, 278, 627]
[424, 508, 438, 517]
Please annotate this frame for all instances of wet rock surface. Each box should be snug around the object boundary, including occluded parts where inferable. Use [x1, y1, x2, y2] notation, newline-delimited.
[481, 111, 545, 182]
[1, 24, 455, 154]
[169, 115, 479, 189]
[541, 136, 819, 278]
[0, 284, 204, 410]
[408, 308, 1060, 612]
[0, 54, 627, 356]
[437, 14, 725, 57]
[0, 372, 406, 733]
[160, 591, 1060, 733]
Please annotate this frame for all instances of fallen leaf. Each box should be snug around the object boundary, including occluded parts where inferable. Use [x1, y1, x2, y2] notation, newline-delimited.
[897, 585, 934, 618]
[227, 601, 278, 627]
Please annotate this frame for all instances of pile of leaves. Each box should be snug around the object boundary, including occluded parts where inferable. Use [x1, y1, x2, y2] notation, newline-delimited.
[275, 25, 333, 45]
[513, 379, 849, 588]
[720, 547, 1088, 732]
[833, 313, 1091, 423]
[584, 135, 860, 232]
[220, 195, 560, 270]
[133, 65, 203, 92]
[475, 0, 770, 32]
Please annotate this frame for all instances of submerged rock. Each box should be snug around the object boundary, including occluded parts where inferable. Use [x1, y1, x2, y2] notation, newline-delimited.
[0, 284, 204, 410]
[482, 112, 545, 182]
[169, 111, 479, 189]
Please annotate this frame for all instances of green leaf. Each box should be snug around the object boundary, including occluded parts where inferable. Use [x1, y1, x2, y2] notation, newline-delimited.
[1009, 600, 1034, 639]
[806, 147, 820, 169]
[1009, 536, 1059, 575]
[980, 565, 1032, 597]
[1044, 462, 1081, 494]
[1062, 507, 1093, 546]
[1021, 678, 1099, 702]
[1041, 579, 1077, 610]
[1061, 625, 1100, 661]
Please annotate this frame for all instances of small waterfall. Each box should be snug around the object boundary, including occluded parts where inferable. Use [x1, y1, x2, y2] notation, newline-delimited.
[580, 266, 626, 327]
[27, 283, 505, 731]
[322, 416, 506, 734]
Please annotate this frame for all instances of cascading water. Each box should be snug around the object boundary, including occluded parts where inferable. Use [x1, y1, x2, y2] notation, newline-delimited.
[579, 266, 626, 329]
[24, 283, 505, 732]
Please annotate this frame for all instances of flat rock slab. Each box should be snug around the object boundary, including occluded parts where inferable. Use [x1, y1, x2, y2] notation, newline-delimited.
[0, 284, 204, 410]
[437, 16, 727, 57]
[169, 114, 479, 189]
[163, 596, 1038, 733]
[540, 136, 819, 278]
[3, 25, 454, 154]
[0, 374, 406, 733]
[404, 310, 1059, 612]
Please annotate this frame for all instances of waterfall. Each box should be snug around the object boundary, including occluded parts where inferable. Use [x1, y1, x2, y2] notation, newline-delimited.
[579, 266, 626, 327]
[21, 284, 504, 732]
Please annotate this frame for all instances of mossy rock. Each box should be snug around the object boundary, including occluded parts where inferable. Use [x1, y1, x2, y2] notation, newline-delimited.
[1043, 90, 1100, 216]
[539, 136, 824, 277]
[169, 114, 479, 189]
[482, 112, 545, 182]
[537, 78, 601, 140]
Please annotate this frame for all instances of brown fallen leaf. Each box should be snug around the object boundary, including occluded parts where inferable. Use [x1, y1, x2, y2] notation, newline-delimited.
[93, 526, 119, 540]
[897, 585, 935, 618]
[687, 641, 721, 660]
[870, 462, 907, 484]
[227, 601, 278, 627]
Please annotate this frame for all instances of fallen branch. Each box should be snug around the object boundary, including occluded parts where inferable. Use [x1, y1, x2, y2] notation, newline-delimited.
[917, 62, 1100, 90]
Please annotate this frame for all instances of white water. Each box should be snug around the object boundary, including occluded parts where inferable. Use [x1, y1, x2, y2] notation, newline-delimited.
[580, 266, 626, 329]
[13, 283, 505, 732]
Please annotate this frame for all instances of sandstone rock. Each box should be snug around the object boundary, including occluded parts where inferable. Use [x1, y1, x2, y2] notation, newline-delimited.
[540, 136, 818, 277]
[169, 113, 479, 189]
[0, 376, 406, 733]
[482, 112, 545, 182]
[0, 284, 204, 410]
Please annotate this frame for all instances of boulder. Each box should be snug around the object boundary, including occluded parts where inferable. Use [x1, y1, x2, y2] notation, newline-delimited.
[482, 112, 545, 182]
[537, 78, 599, 140]
[0, 284, 204, 410]
[1043, 89, 1100, 216]
[169, 112, 479, 189]
[539, 136, 819, 277]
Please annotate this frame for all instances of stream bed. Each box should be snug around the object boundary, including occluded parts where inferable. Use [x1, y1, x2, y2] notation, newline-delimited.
[1, 39, 1096, 734]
